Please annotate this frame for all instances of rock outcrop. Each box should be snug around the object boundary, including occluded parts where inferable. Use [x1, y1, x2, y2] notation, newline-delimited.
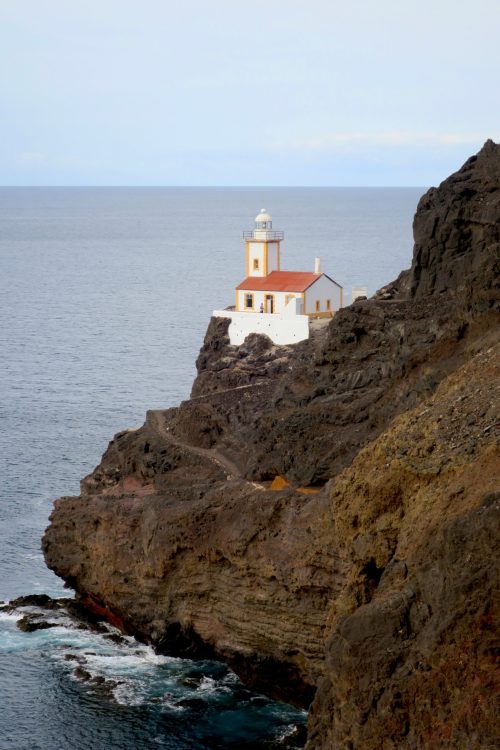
[43, 141, 500, 748]
[308, 345, 499, 748]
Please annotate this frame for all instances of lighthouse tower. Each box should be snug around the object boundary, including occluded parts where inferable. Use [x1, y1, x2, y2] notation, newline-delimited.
[214, 208, 343, 345]
[242, 208, 284, 277]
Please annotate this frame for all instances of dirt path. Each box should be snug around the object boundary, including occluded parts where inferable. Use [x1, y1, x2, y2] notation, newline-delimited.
[189, 382, 263, 402]
[147, 409, 244, 481]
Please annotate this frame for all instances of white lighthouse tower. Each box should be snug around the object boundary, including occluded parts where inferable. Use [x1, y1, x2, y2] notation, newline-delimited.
[243, 208, 284, 278]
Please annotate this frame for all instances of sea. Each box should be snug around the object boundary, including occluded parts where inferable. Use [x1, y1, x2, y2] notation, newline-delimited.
[0, 187, 423, 749]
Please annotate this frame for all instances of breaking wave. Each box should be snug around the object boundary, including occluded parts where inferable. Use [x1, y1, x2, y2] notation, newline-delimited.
[0, 600, 306, 748]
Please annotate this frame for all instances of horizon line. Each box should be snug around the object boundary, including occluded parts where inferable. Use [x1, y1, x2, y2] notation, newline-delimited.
[0, 184, 428, 189]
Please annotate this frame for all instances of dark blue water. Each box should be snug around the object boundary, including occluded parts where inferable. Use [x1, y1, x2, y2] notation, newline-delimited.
[0, 187, 422, 749]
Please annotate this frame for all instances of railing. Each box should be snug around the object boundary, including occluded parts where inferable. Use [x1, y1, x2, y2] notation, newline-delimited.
[243, 230, 284, 240]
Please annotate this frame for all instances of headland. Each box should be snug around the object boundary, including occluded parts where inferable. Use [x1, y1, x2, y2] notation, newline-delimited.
[43, 141, 500, 748]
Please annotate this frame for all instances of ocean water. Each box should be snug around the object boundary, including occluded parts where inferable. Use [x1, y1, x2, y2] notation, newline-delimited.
[0, 187, 422, 749]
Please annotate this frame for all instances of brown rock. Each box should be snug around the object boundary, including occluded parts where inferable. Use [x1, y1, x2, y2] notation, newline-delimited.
[43, 142, 500, 747]
[16, 615, 58, 633]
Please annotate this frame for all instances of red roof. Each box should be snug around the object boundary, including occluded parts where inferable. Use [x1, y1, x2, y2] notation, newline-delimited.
[236, 271, 322, 292]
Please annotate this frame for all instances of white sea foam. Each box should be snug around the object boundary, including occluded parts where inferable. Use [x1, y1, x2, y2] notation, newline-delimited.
[197, 675, 218, 693]
[1, 606, 231, 712]
[0, 608, 90, 654]
[221, 670, 240, 684]
[38, 622, 198, 709]
[0, 610, 22, 623]
[276, 723, 299, 742]
[111, 676, 186, 710]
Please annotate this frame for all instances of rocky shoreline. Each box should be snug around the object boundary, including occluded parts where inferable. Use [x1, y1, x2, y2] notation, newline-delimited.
[43, 141, 499, 748]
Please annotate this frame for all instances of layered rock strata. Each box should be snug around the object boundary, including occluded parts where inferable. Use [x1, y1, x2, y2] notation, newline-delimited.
[43, 141, 500, 748]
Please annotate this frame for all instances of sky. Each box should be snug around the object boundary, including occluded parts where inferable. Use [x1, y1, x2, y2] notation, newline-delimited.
[0, 0, 499, 186]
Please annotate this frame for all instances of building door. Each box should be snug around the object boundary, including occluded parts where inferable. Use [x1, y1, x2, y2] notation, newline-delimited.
[265, 294, 274, 313]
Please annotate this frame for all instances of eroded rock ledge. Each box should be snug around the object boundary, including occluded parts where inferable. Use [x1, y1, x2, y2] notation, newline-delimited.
[43, 141, 500, 748]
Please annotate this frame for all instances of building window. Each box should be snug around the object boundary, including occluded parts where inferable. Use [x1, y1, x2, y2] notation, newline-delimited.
[285, 294, 295, 305]
[315, 300, 320, 312]
[253, 258, 259, 270]
[326, 299, 331, 311]
[245, 293, 254, 309]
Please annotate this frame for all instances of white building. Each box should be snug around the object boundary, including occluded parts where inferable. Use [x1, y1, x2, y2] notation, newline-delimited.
[214, 209, 343, 346]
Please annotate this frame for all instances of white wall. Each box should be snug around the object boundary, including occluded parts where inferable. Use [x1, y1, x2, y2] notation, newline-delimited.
[213, 309, 310, 346]
[267, 242, 280, 273]
[246, 241, 280, 278]
[237, 276, 342, 314]
[304, 275, 342, 313]
[247, 242, 265, 277]
[237, 289, 303, 314]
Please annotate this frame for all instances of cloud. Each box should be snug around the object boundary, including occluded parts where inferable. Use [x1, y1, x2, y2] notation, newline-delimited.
[273, 132, 496, 152]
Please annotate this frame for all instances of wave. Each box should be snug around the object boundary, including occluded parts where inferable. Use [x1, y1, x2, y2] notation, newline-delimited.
[0, 599, 306, 746]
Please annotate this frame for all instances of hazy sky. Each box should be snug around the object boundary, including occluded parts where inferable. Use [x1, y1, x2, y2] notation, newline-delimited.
[1, 0, 499, 186]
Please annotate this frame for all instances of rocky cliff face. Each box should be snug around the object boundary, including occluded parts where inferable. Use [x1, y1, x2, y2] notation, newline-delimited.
[307, 344, 499, 748]
[43, 141, 500, 748]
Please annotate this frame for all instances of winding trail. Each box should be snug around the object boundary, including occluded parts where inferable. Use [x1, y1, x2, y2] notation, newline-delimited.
[147, 409, 245, 482]
[189, 382, 263, 402]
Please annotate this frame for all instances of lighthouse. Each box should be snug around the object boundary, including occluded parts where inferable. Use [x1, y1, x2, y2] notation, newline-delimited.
[214, 209, 343, 345]
[243, 208, 284, 278]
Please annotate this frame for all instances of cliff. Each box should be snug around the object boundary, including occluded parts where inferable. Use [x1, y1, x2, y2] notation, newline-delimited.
[43, 141, 500, 748]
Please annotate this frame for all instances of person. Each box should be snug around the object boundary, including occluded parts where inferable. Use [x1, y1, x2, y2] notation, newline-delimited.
[260, 303, 264, 313]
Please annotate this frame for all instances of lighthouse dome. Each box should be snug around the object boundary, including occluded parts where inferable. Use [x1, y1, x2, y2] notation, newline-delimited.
[255, 208, 272, 224]
[243, 208, 283, 241]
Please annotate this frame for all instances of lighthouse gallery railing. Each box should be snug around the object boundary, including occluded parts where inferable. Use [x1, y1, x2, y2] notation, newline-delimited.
[242, 230, 284, 240]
